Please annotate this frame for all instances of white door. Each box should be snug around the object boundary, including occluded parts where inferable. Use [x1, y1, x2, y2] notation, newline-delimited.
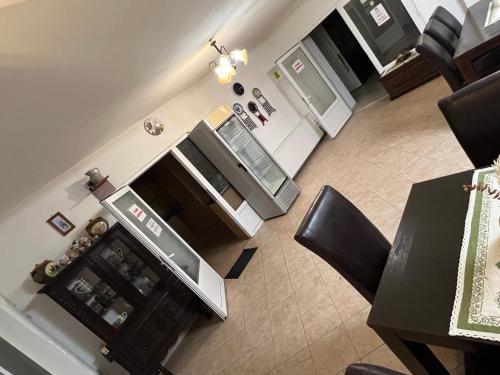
[276, 42, 352, 138]
[102, 187, 227, 319]
[171, 136, 262, 237]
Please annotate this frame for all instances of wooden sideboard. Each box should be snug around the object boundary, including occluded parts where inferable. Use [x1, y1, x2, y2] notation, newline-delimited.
[379, 52, 440, 100]
[39, 224, 200, 375]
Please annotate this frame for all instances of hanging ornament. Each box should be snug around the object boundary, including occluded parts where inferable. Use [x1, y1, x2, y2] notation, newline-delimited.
[248, 101, 267, 125]
[233, 103, 257, 131]
[144, 118, 164, 136]
[233, 82, 245, 96]
[252, 88, 276, 116]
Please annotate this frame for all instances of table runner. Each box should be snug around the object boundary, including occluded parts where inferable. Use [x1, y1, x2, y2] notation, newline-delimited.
[450, 167, 500, 341]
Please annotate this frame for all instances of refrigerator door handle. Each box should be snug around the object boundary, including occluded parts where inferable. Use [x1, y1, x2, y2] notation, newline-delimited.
[237, 163, 248, 173]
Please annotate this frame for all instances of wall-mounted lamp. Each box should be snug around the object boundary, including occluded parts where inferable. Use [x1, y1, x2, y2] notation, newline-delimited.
[208, 40, 248, 84]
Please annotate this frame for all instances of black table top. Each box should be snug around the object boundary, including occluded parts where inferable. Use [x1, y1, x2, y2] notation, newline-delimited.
[368, 171, 478, 341]
[454, 0, 500, 59]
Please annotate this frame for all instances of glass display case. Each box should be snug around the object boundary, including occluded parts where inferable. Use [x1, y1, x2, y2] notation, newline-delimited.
[39, 224, 199, 375]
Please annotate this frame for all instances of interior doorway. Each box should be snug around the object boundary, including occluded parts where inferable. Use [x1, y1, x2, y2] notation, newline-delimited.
[309, 9, 387, 112]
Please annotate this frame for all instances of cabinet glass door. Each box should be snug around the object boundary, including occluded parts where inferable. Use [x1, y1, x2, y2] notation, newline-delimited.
[102, 186, 227, 319]
[216, 115, 288, 196]
[67, 267, 134, 329]
[99, 238, 160, 297]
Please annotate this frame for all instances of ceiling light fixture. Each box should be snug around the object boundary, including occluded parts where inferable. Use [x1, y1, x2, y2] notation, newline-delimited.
[208, 39, 248, 84]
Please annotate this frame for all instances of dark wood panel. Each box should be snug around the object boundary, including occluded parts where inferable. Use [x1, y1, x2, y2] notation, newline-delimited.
[379, 55, 439, 100]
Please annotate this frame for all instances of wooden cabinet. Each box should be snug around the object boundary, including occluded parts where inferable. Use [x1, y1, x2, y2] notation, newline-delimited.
[39, 224, 200, 375]
[379, 52, 440, 100]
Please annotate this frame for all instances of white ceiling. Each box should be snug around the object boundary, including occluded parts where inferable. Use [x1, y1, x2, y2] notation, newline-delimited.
[0, 0, 301, 214]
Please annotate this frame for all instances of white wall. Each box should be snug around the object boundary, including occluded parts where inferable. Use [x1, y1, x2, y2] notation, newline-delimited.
[0, 295, 96, 375]
[0, 0, 466, 371]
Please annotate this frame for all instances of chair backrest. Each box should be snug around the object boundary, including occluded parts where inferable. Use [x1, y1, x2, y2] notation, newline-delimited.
[294, 186, 391, 303]
[438, 70, 500, 168]
[416, 33, 464, 92]
[424, 18, 459, 55]
[346, 364, 405, 375]
[431, 6, 462, 37]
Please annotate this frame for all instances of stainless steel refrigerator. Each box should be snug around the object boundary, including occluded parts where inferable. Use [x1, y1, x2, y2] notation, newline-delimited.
[189, 105, 299, 220]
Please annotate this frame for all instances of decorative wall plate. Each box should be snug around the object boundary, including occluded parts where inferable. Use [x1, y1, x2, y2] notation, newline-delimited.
[233, 82, 245, 96]
[252, 88, 276, 116]
[248, 101, 267, 125]
[233, 103, 257, 131]
[144, 118, 164, 136]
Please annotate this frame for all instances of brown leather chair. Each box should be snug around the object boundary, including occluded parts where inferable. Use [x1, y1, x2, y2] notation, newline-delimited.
[438, 70, 500, 168]
[424, 18, 459, 55]
[345, 364, 405, 375]
[416, 33, 465, 92]
[294, 185, 391, 303]
[431, 6, 462, 38]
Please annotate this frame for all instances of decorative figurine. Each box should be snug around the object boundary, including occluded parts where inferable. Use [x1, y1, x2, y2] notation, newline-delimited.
[252, 88, 276, 116]
[248, 101, 267, 125]
[86, 217, 109, 238]
[144, 118, 164, 136]
[233, 103, 257, 130]
[30, 260, 59, 284]
[85, 168, 105, 189]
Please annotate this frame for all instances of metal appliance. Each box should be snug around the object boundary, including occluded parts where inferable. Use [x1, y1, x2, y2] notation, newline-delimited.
[189, 105, 299, 220]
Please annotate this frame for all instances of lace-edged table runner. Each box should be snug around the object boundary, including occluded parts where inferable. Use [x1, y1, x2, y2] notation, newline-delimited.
[450, 167, 500, 341]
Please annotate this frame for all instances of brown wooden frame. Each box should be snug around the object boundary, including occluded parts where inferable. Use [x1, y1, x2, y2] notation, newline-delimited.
[46, 211, 75, 236]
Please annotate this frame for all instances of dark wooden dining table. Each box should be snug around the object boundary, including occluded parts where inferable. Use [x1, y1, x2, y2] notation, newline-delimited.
[454, 0, 500, 83]
[368, 170, 500, 374]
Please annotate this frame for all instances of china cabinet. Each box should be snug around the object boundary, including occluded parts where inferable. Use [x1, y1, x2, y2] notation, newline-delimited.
[39, 224, 200, 375]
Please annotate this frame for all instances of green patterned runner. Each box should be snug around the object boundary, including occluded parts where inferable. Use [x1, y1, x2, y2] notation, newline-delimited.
[450, 167, 500, 341]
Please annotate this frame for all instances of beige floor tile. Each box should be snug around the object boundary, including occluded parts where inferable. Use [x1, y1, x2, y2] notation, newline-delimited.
[361, 344, 409, 374]
[222, 292, 245, 338]
[266, 276, 294, 306]
[344, 306, 383, 357]
[241, 337, 275, 375]
[276, 347, 317, 375]
[289, 257, 321, 289]
[272, 319, 308, 365]
[294, 276, 333, 316]
[199, 335, 245, 375]
[244, 304, 272, 352]
[322, 273, 369, 322]
[269, 297, 302, 334]
[309, 324, 359, 375]
[301, 303, 342, 344]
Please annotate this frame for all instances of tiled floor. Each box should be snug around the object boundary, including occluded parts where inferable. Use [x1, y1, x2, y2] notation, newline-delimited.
[166, 77, 473, 375]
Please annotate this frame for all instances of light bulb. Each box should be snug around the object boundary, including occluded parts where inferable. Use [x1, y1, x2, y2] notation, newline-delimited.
[230, 48, 248, 66]
[214, 58, 236, 84]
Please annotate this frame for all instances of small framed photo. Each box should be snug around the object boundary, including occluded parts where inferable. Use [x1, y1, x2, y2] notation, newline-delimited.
[47, 212, 75, 236]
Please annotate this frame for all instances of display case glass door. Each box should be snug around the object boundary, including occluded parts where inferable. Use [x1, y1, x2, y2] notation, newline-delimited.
[215, 115, 288, 196]
[102, 186, 227, 319]
[171, 137, 262, 236]
[67, 267, 134, 329]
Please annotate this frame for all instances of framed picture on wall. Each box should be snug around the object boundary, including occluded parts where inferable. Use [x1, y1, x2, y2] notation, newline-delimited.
[47, 212, 75, 236]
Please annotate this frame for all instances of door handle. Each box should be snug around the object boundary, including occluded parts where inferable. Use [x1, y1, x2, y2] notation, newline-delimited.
[237, 163, 248, 173]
